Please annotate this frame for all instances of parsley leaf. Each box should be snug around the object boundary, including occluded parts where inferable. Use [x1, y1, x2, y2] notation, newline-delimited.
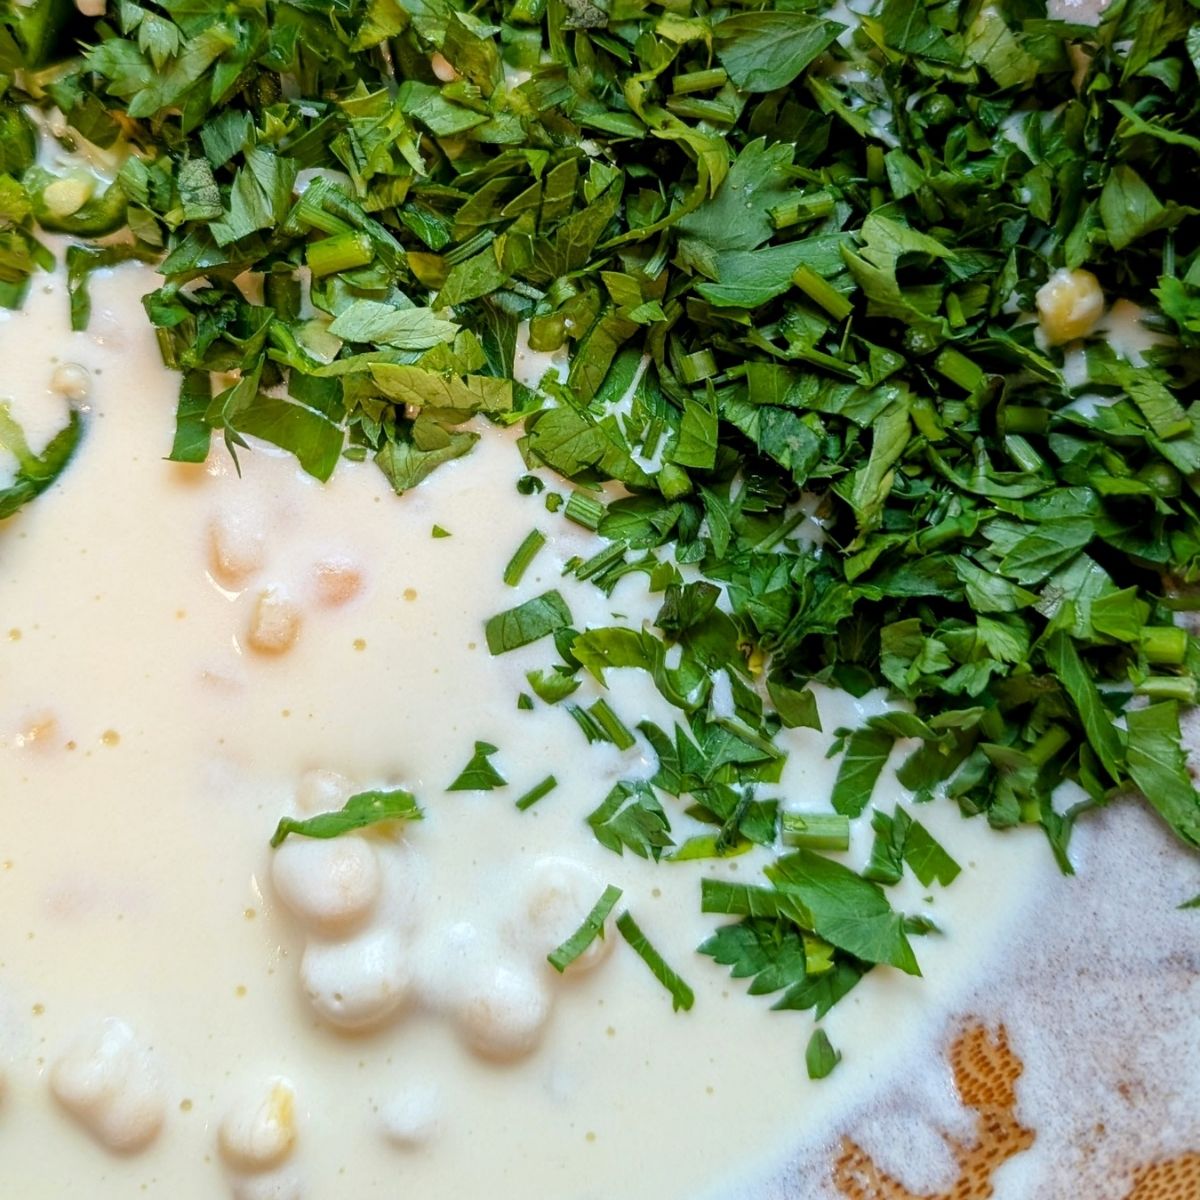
[485, 591, 572, 654]
[547, 884, 622, 972]
[587, 780, 674, 860]
[616, 911, 695, 1012]
[805, 1028, 842, 1080]
[269, 788, 423, 847]
[0, 403, 84, 520]
[447, 741, 507, 792]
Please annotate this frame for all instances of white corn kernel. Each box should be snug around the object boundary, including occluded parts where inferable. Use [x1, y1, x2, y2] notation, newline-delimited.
[50, 363, 90, 401]
[218, 1077, 297, 1172]
[301, 929, 413, 1030]
[272, 836, 382, 934]
[246, 587, 301, 655]
[208, 509, 266, 586]
[49, 1018, 165, 1152]
[453, 962, 550, 1061]
[1036, 267, 1105, 345]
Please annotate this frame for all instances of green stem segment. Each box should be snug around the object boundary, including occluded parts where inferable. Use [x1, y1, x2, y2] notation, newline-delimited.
[306, 231, 373, 276]
[781, 812, 851, 851]
[1136, 676, 1198, 703]
[791, 264, 853, 321]
[589, 698, 636, 750]
[503, 528, 546, 587]
[564, 490, 605, 530]
[671, 67, 728, 94]
[1140, 625, 1188, 665]
[515, 774, 557, 810]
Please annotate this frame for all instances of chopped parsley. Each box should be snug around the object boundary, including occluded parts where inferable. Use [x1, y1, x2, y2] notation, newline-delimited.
[514, 773, 558, 811]
[616, 910, 695, 1012]
[7, 0, 1200, 1058]
[547, 883, 623, 973]
[447, 741, 507, 792]
[805, 1028, 842, 1080]
[269, 788, 423, 846]
[0, 403, 83, 519]
[484, 591, 572, 654]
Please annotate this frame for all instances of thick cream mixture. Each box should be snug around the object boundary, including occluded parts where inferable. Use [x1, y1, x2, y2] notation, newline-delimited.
[2, 264, 1053, 1198]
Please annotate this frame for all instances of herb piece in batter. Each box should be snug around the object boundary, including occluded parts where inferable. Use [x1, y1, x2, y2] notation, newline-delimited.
[447, 741, 507, 792]
[269, 788, 422, 847]
[616, 911, 695, 1013]
[547, 884, 622, 972]
[0, 403, 83, 520]
[805, 1029, 841, 1080]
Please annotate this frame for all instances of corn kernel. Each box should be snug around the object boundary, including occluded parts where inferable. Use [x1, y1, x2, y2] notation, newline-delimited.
[1036, 268, 1105, 345]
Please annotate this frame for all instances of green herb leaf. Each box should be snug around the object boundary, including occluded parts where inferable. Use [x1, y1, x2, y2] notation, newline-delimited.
[0, 403, 84, 520]
[485, 591, 572, 654]
[269, 788, 422, 847]
[830, 728, 894, 818]
[447, 741, 507, 792]
[1125, 702, 1200, 850]
[805, 1028, 842, 1080]
[714, 12, 843, 93]
[587, 780, 673, 860]
[767, 849, 921, 975]
[547, 884, 622, 972]
[616, 910, 695, 1012]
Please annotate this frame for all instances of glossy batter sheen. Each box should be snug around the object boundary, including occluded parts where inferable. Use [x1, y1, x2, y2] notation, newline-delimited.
[0, 264, 1049, 1198]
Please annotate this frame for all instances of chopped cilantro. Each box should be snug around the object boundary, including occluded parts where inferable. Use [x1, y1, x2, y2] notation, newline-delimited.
[587, 781, 673, 860]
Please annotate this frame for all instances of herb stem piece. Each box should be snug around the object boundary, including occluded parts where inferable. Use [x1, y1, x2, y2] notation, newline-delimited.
[515, 774, 558, 811]
[782, 812, 851, 851]
[1140, 625, 1188, 665]
[1135, 676, 1198, 704]
[564, 490, 605, 531]
[588, 698, 636, 750]
[503, 528, 547, 587]
[791, 265, 852, 321]
[671, 67, 728, 94]
[306, 231, 373, 277]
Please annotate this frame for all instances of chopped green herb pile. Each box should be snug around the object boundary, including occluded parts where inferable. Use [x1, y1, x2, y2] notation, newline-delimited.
[6, 0, 1200, 1042]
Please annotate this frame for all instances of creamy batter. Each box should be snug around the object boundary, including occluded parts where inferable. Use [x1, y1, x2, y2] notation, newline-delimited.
[0, 262, 1063, 1198]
